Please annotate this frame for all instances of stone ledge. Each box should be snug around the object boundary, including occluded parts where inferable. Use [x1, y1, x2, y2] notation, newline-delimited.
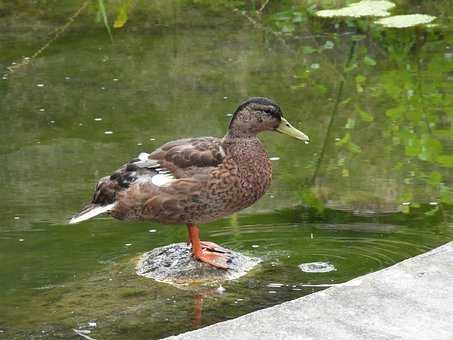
[166, 241, 453, 340]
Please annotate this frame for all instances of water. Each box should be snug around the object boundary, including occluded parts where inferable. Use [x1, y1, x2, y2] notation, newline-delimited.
[0, 1, 452, 339]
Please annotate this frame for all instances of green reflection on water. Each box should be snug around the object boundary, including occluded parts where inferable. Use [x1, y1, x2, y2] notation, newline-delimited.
[0, 1, 452, 339]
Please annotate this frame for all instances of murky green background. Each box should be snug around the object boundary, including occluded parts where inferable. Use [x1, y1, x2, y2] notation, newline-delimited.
[0, 1, 452, 339]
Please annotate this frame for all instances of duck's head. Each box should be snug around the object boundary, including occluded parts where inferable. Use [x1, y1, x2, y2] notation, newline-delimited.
[228, 97, 309, 142]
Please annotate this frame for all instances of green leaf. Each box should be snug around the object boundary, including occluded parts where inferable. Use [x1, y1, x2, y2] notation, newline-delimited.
[436, 155, 453, 168]
[405, 137, 421, 157]
[347, 142, 362, 153]
[351, 34, 366, 41]
[345, 118, 356, 129]
[299, 188, 325, 213]
[418, 136, 442, 161]
[355, 74, 366, 93]
[303, 46, 317, 54]
[364, 56, 377, 66]
[427, 171, 442, 186]
[440, 185, 453, 204]
[386, 107, 402, 120]
[114, 1, 130, 29]
[358, 108, 374, 122]
[97, 0, 113, 41]
[335, 133, 351, 146]
[424, 206, 439, 216]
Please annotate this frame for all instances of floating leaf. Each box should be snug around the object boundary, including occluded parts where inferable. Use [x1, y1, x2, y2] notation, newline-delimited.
[375, 14, 436, 28]
[316, 1, 395, 18]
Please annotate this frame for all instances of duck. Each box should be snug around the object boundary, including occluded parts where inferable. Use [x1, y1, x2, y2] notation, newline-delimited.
[70, 97, 309, 269]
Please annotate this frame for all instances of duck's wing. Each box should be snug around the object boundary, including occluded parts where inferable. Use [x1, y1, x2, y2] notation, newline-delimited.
[148, 137, 225, 178]
[69, 137, 225, 224]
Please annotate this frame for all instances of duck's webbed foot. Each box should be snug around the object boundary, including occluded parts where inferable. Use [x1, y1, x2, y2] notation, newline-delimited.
[187, 224, 232, 270]
[200, 241, 229, 254]
[195, 249, 232, 270]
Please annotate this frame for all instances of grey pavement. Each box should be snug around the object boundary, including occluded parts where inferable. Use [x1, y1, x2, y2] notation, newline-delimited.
[166, 241, 453, 340]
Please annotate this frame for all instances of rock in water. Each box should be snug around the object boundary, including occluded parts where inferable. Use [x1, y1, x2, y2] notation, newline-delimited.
[136, 243, 261, 286]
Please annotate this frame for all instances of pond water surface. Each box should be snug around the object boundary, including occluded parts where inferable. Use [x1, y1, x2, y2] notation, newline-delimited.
[0, 1, 452, 339]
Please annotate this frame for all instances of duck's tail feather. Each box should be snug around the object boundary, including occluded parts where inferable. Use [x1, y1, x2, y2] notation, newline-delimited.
[69, 203, 115, 224]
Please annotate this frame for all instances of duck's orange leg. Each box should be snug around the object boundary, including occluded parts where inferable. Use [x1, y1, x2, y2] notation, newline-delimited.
[187, 224, 231, 270]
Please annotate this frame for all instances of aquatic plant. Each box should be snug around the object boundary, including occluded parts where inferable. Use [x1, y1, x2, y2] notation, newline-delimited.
[375, 14, 437, 28]
[315, 0, 395, 18]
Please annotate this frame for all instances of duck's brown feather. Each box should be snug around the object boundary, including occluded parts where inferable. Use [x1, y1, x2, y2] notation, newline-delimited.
[82, 135, 272, 224]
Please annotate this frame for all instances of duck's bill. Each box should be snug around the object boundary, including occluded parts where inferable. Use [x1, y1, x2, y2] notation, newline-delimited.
[276, 118, 309, 142]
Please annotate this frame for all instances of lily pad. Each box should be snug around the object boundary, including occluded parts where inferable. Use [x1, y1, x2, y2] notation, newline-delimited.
[375, 14, 436, 28]
[316, 0, 395, 18]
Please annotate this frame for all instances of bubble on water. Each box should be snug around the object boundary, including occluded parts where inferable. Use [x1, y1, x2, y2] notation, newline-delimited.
[226, 113, 233, 117]
[269, 157, 280, 161]
[429, 202, 439, 206]
[104, 131, 113, 135]
[401, 202, 411, 206]
[125, 243, 132, 247]
[299, 262, 336, 273]
[94, 117, 103, 121]
[14, 216, 20, 220]
[148, 229, 157, 233]
[149, 138, 156, 141]
[36, 83, 45, 87]
[113, 78, 119, 82]
[65, 76, 71, 80]
[268, 290, 277, 294]
[19, 239, 24, 242]
[50, 120, 55, 124]
[251, 244, 259, 248]
[310, 63, 320, 70]
[223, 96, 228, 100]
[266, 283, 284, 288]
[79, 123, 83, 126]
[88, 322, 97, 328]
[304, 140, 309, 145]
[137, 143, 143, 146]
[39, 108, 45, 112]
